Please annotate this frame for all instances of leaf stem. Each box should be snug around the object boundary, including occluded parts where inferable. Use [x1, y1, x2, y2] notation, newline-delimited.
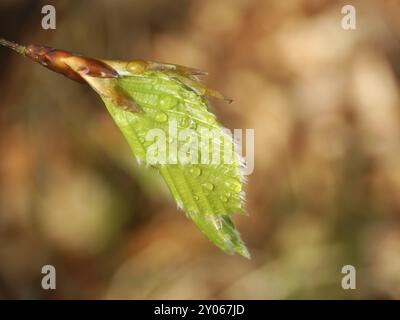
[0, 38, 26, 55]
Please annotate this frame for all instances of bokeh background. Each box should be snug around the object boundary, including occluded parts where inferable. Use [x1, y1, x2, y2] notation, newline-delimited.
[1, 0, 400, 299]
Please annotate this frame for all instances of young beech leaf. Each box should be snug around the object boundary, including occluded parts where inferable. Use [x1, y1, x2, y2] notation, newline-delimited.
[0, 39, 250, 258]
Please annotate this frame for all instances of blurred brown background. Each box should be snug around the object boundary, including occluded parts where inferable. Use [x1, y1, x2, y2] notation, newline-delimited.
[1, 0, 400, 299]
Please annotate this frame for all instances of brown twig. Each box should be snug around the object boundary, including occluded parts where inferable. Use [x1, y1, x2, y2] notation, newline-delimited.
[0, 38, 26, 55]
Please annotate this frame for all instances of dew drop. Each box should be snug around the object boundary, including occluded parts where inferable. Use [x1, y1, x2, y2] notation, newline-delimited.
[194, 195, 199, 201]
[159, 96, 178, 110]
[189, 167, 201, 177]
[225, 179, 242, 193]
[202, 182, 214, 191]
[220, 196, 228, 202]
[154, 111, 168, 122]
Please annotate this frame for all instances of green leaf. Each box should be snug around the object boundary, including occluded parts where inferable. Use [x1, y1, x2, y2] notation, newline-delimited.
[103, 71, 249, 258]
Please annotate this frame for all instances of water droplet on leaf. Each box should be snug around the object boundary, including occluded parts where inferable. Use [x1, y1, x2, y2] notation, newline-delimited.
[202, 182, 214, 191]
[189, 167, 201, 177]
[154, 111, 168, 122]
[225, 179, 242, 193]
[159, 96, 178, 110]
